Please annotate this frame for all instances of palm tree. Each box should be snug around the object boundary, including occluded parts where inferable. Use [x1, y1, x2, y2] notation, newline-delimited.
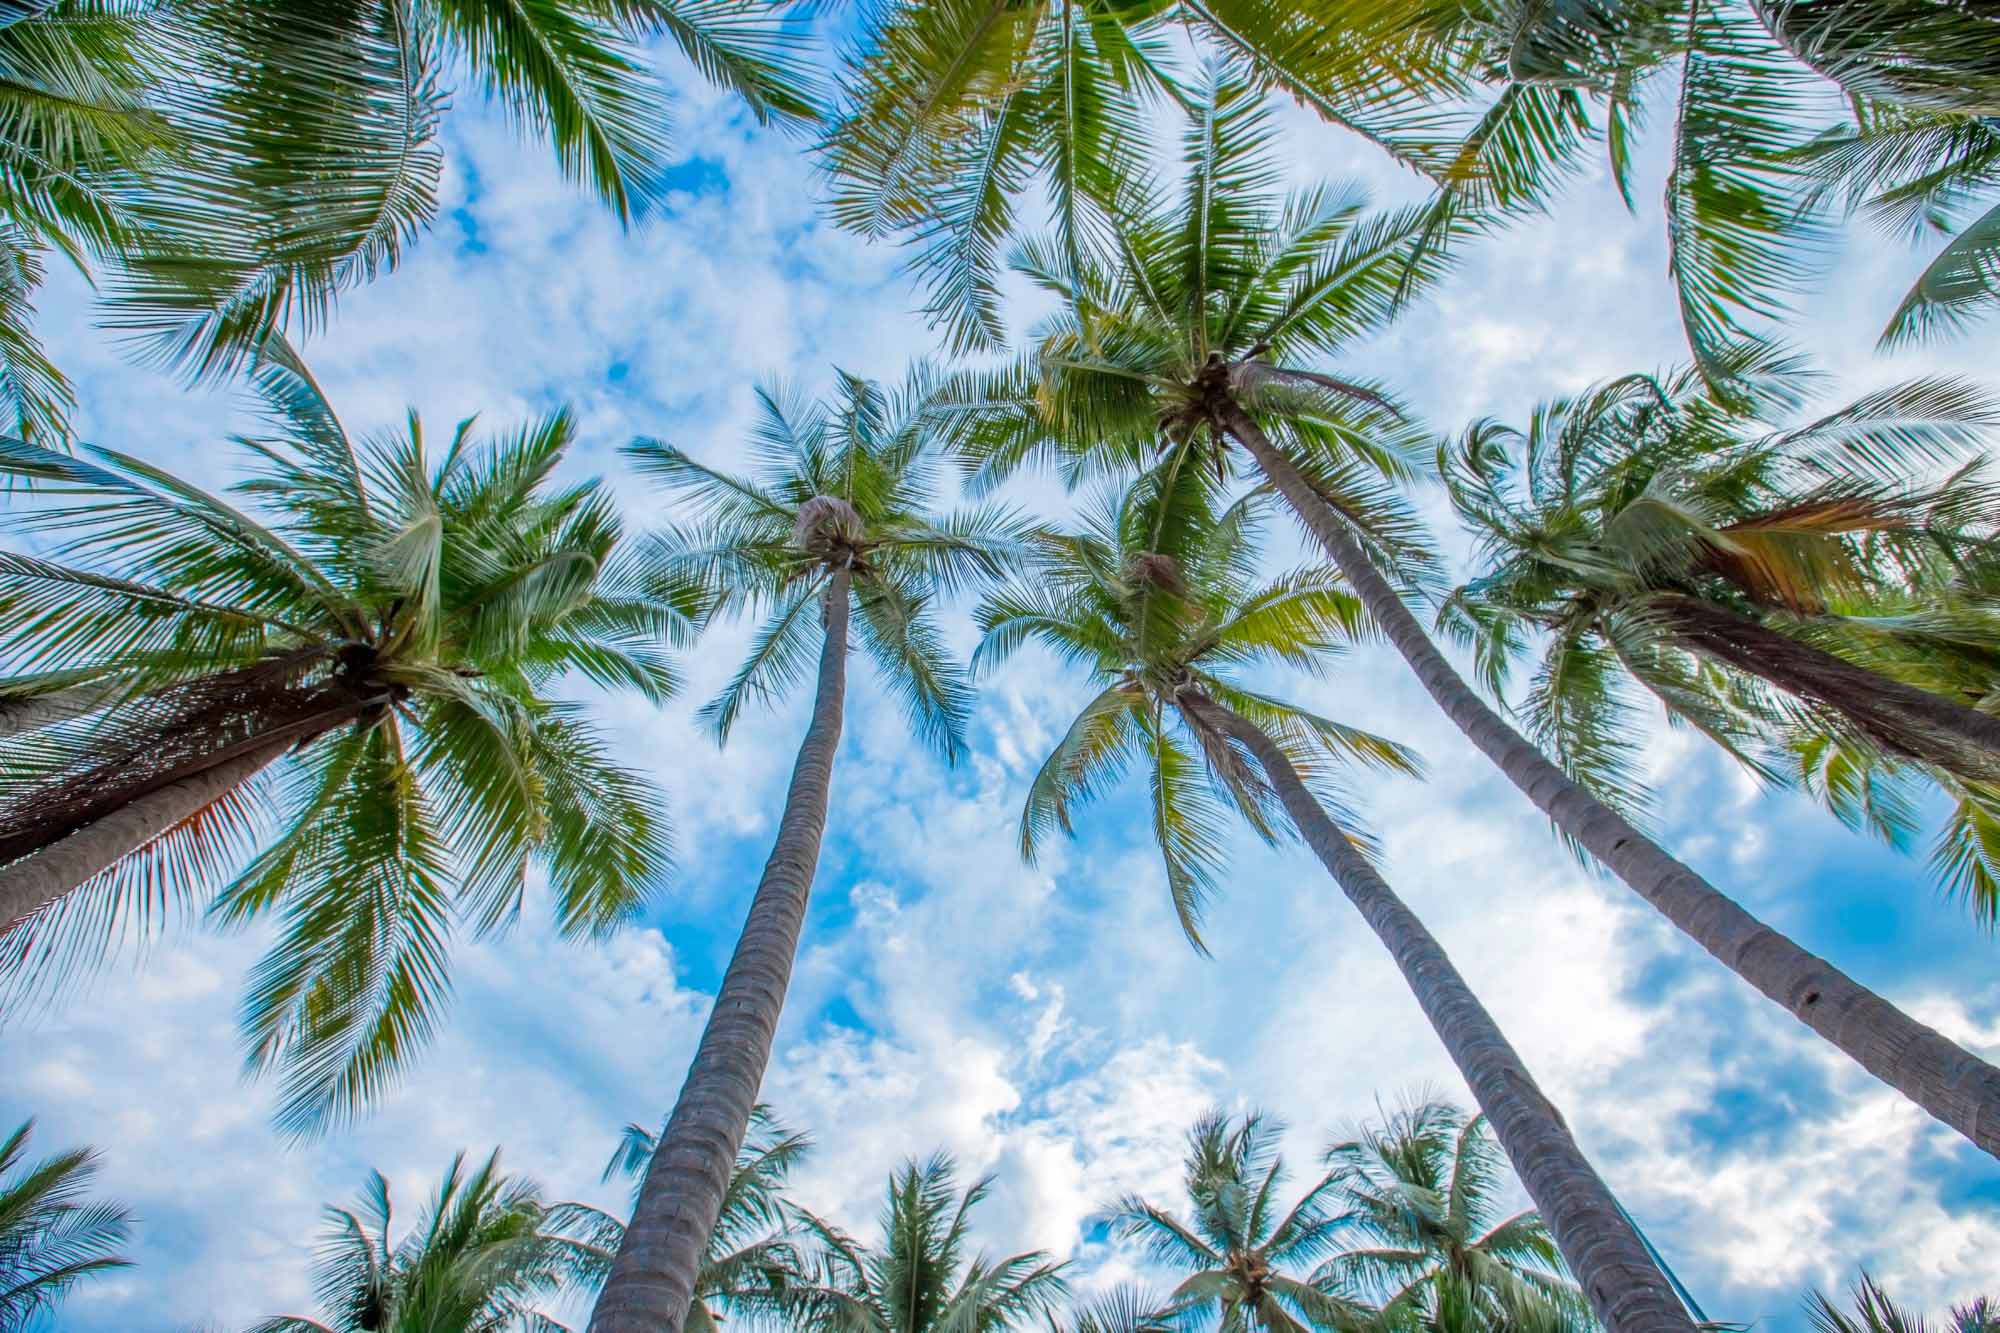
[247, 1148, 609, 1332]
[977, 466, 1687, 1330]
[1753, 2, 2000, 113]
[0, 342, 682, 1136]
[0, 1117, 133, 1328]
[784, 1152, 1067, 1333]
[597, 1104, 811, 1333]
[1807, 1273, 1996, 1333]
[1110, 1110, 1359, 1333]
[1054, 1286, 1183, 1333]
[1315, 1101, 1589, 1333]
[821, 0, 1466, 351]
[588, 369, 1029, 1332]
[938, 64, 2000, 1169]
[1435, 354, 2000, 913]
[108, 0, 819, 380]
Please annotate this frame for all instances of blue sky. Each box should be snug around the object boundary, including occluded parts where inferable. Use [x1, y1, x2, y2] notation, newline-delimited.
[3, 25, 1998, 1332]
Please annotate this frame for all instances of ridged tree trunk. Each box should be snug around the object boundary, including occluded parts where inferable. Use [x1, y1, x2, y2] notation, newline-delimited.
[1655, 593, 2000, 775]
[0, 739, 289, 935]
[1183, 688, 1693, 1333]
[0, 683, 126, 739]
[1218, 396, 2000, 1162]
[589, 568, 852, 1333]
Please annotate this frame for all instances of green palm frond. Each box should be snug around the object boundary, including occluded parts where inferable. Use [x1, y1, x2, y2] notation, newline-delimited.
[0, 1118, 133, 1328]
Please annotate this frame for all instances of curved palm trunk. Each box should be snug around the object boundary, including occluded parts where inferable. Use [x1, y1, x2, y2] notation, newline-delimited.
[0, 683, 126, 740]
[1656, 594, 2000, 777]
[589, 569, 852, 1333]
[1218, 399, 2000, 1161]
[0, 739, 289, 936]
[1184, 689, 1693, 1333]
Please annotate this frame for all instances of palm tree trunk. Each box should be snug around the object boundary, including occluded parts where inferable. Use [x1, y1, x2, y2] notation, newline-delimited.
[0, 739, 289, 936]
[0, 683, 126, 739]
[1217, 398, 2000, 1161]
[589, 568, 852, 1333]
[1183, 688, 1693, 1333]
[1655, 593, 2000, 776]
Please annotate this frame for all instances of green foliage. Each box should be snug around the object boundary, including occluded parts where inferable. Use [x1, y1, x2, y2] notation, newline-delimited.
[1807, 1272, 1997, 1333]
[1315, 1101, 1588, 1333]
[246, 1148, 613, 1332]
[975, 459, 1418, 950]
[626, 366, 1033, 759]
[0, 342, 686, 1136]
[1111, 1109, 1362, 1333]
[0, 1118, 132, 1329]
[786, 1152, 1067, 1333]
[1437, 348, 2000, 883]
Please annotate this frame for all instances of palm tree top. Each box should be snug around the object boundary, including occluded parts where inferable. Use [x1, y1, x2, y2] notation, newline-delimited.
[974, 459, 1419, 947]
[0, 1117, 134, 1330]
[626, 365, 1034, 757]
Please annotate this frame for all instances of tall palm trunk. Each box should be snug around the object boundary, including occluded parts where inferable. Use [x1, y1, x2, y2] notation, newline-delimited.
[1655, 593, 2000, 776]
[590, 568, 852, 1333]
[0, 683, 126, 740]
[0, 739, 289, 936]
[1183, 689, 1693, 1333]
[1217, 398, 2000, 1161]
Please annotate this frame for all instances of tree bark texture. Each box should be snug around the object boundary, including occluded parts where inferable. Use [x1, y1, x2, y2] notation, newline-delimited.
[1219, 398, 2000, 1163]
[0, 739, 289, 936]
[588, 569, 852, 1333]
[1188, 689, 1695, 1333]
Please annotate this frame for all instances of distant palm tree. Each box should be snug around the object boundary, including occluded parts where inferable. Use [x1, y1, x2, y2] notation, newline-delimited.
[111, 0, 820, 380]
[247, 1148, 606, 1333]
[0, 342, 682, 1137]
[1436, 352, 2000, 915]
[597, 1104, 812, 1333]
[940, 56, 2000, 1172]
[1315, 1101, 1589, 1333]
[1808, 1273, 1997, 1333]
[1111, 1110, 1358, 1333]
[785, 1152, 1067, 1333]
[0, 1117, 132, 1329]
[589, 369, 1029, 1332]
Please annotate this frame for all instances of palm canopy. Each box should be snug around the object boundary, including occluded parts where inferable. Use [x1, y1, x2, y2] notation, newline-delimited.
[248, 1148, 611, 1333]
[1313, 1100, 1588, 1333]
[1434, 346, 2000, 901]
[0, 343, 686, 1136]
[599, 1104, 812, 1333]
[972, 456, 1419, 949]
[0, 1117, 133, 1329]
[1808, 1273, 1997, 1333]
[934, 64, 1446, 586]
[785, 1152, 1068, 1333]
[1110, 1109, 1358, 1333]
[105, 0, 819, 383]
[0, 1, 178, 443]
[625, 366, 1033, 760]
[821, 0, 1468, 353]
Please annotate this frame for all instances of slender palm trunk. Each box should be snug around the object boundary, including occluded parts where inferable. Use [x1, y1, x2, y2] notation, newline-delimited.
[1218, 398, 2000, 1161]
[1656, 594, 2000, 775]
[589, 569, 852, 1333]
[1184, 689, 1692, 1333]
[0, 740, 288, 936]
[0, 683, 126, 739]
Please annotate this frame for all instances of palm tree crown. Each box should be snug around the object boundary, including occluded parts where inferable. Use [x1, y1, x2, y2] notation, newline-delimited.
[1315, 1100, 1587, 1333]
[0, 1117, 133, 1329]
[786, 1152, 1067, 1333]
[248, 1148, 610, 1333]
[628, 367, 1031, 757]
[1111, 1109, 1355, 1333]
[0, 344, 685, 1136]
[973, 460, 1418, 947]
[1435, 349, 2000, 906]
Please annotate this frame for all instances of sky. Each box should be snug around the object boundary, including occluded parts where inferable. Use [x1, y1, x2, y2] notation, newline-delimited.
[4, 21, 2000, 1333]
